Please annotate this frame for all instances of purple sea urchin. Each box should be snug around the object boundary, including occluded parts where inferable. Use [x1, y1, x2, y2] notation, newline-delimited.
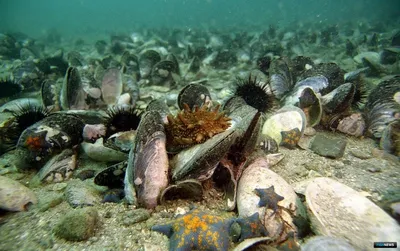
[0, 77, 23, 99]
[12, 103, 51, 133]
[105, 106, 142, 137]
[234, 75, 275, 113]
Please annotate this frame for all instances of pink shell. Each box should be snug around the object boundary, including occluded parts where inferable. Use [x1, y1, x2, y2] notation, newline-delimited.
[101, 68, 123, 105]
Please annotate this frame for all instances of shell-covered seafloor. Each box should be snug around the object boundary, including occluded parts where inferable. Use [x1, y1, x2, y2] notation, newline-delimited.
[1, 9, 400, 251]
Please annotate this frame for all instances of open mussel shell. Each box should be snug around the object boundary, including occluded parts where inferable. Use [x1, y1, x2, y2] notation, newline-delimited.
[138, 49, 161, 79]
[166, 53, 181, 75]
[160, 179, 203, 203]
[170, 128, 238, 182]
[124, 110, 169, 209]
[33, 149, 77, 184]
[261, 106, 306, 148]
[81, 137, 128, 162]
[298, 62, 345, 95]
[322, 83, 356, 114]
[283, 86, 322, 128]
[121, 51, 140, 79]
[268, 58, 293, 100]
[101, 67, 123, 106]
[187, 56, 201, 74]
[41, 79, 60, 110]
[294, 75, 329, 94]
[151, 60, 179, 86]
[67, 51, 85, 67]
[380, 120, 400, 157]
[177, 83, 211, 110]
[61, 66, 86, 110]
[94, 161, 127, 188]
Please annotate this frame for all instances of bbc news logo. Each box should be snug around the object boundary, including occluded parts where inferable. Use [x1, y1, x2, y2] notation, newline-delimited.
[374, 242, 397, 248]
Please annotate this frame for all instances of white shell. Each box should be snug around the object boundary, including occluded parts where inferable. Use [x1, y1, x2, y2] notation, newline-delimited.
[261, 106, 306, 145]
[81, 138, 128, 162]
[0, 176, 37, 211]
[237, 156, 298, 241]
[305, 177, 400, 250]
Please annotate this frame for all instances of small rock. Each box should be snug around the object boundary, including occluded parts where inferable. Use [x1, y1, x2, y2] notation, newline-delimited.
[51, 182, 68, 191]
[298, 137, 311, 150]
[367, 167, 382, 173]
[65, 179, 100, 208]
[350, 149, 371, 159]
[38, 194, 63, 212]
[310, 134, 347, 159]
[304, 127, 316, 136]
[0, 176, 37, 211]
[53, 207, 99, 241]
[122, 208, 151, 226]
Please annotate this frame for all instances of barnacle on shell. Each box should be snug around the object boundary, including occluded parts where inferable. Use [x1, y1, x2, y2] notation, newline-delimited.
[165, 103, 231, 150]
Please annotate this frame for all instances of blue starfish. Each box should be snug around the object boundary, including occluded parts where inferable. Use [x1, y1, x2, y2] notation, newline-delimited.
[151, 208, 234, 251]
[254, 185, 284, 214]
[235, 212, 268, 242]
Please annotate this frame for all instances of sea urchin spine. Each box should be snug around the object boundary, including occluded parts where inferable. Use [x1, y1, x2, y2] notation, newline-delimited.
[234, 75, 275, 113]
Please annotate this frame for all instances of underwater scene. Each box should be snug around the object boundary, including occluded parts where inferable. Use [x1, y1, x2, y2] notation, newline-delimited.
[0, 0, 400, 250]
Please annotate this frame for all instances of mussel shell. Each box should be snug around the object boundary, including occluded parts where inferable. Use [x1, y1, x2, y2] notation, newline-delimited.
[269, 58, 293, 100]
[166, 53, 180, 75]
[67, 51, 85, 67]
[177, 83, 211, 110]
[81, 137, 128, 162]
[61, 66, 85, 110]
[151, 60, 178, 86]
[139, 49, 161, 79]
[322, 83, 355, 114]
[41, 79, 59, 110]
[171, 128, 238, 182]
[365, 76, 400, 138]
[380, 120, 400, 156]
[12, 60, 43, 90]
[94, 161, 127, 188]
[121, 51, 140, 79]
[124, 110, 169, 209]
[34, 149, 77, 183]
[160, 179, 203, 203]
[294, 75, 329, 94]
[365, 76, 400, 111]
[187, 56, 201, 74]
[16, 113, 85, 167]
[101, 67, 123, 105]
[284, 87, 322, 127]
[146, 98, 171, 123]
[95, 40, 107, 55]
[301, 236, 355, 251]
[261, 106, 306, 146]
[44, 50, 69, 76]
[298, 62, 345, 95]
[20, 47, 37, 61]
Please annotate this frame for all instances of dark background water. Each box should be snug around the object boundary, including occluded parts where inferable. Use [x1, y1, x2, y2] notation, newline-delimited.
[0, 0, 399, 38]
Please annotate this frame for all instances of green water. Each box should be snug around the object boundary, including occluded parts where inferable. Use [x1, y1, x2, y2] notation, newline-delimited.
[1, 0, 399, 38]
